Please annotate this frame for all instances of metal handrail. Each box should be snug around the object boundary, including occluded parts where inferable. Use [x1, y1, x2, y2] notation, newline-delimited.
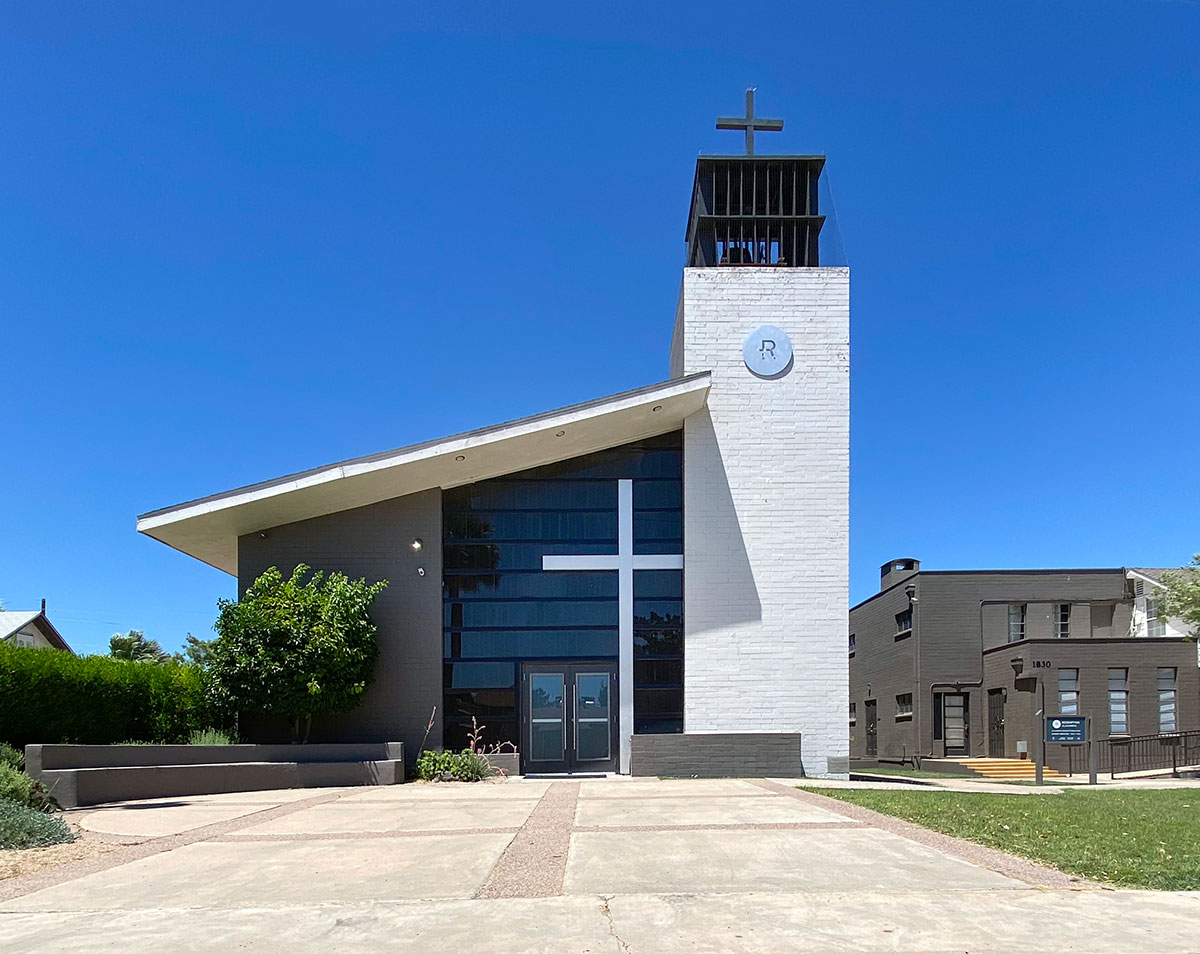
[1095, 730, 1200, 778]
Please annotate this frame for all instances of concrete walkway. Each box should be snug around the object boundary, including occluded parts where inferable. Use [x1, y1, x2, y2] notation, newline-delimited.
[1, 776, 1197, 952]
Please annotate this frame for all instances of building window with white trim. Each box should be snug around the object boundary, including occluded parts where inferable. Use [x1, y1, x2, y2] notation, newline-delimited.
[1057, 669, 1079, 715]
[848, 633, 856, 657]
[895, 609, 912, 639]
[1158, 668, 1177, 733]
[895, 693, 913, 720]
[1146, 598, 1167, 638]
[849, 702, 857, 725]
[1107, 668, 1128, 735]
[1055, 604, 1071, 638]
[1008, 603, 1026, 643]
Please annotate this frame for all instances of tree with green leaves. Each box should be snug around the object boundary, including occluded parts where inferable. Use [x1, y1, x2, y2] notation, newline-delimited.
[208, 565, 387, 742]
[108, 630, 169, 663]
[173, 634, 214, 667]
[1159, 555, 1200, 641]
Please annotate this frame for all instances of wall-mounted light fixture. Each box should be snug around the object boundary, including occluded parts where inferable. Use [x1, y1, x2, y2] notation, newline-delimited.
[258, 531, 269, 539]
[411, 538, 423, 552]
[904, 582, 917, 603]
[652, 405, 663, 413]
[455, 455, 465, 462]
[555, 430, 565, 437]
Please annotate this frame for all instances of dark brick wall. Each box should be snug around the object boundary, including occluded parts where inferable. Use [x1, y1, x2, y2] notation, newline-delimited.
[849, 568, 1198, 766]
[237, 491, 443, 760]
[630, 733, 808, 777]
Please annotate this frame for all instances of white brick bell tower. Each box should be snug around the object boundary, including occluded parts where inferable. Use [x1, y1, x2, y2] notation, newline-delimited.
[669, 124, 850, 776]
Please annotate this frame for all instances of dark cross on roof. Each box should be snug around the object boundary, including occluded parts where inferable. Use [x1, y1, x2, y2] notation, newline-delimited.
[716, 88, 784, 156]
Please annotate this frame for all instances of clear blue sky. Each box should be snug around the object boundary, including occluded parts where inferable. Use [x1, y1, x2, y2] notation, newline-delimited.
[3, 2, 1198, 655]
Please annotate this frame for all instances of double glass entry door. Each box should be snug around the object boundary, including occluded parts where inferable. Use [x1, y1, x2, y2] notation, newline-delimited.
[522, 662, 618, 774]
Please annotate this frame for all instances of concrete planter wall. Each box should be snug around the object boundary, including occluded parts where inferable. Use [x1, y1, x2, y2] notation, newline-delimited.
[26, 742, 405, 808]
[483, 752, 520, 777]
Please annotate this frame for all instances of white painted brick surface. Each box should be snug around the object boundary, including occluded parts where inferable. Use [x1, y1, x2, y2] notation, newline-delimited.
[674, 267, 849, 776]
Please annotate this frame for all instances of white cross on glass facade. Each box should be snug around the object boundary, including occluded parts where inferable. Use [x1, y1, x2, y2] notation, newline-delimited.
[542, 478, 683, 773]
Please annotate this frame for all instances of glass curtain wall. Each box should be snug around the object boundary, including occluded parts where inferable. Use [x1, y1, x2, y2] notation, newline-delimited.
[442, 432, 683, 750]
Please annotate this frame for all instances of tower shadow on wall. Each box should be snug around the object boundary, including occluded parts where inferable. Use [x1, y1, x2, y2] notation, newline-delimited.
[688, 409, 761, 631]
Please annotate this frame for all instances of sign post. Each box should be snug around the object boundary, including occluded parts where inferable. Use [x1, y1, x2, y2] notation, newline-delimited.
[1087, 716, 1098, 785]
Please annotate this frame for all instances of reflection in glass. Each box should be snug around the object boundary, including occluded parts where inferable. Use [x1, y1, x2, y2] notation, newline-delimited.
[530, 673, 565, 762]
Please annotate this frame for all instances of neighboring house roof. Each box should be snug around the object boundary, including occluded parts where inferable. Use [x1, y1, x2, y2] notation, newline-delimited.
[0, 610, 74, 653]
[138, 372, 712, 576]
[1127, 568, 1176, 589]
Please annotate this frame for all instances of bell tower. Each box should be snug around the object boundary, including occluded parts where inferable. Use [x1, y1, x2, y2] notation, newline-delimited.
[671, 90, 850, 776]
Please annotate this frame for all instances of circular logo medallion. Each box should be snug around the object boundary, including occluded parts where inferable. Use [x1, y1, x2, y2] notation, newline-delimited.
[743, 325, 793, 378]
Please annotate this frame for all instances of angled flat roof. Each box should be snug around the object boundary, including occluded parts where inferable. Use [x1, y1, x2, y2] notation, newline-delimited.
[138, 373, 711, 575]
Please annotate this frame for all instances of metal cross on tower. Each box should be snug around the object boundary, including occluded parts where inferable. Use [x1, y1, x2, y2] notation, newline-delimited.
[716, 88, 784, 156]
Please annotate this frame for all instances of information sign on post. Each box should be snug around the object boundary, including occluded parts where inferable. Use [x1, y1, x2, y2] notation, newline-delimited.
[1045, 716, 1087, 745]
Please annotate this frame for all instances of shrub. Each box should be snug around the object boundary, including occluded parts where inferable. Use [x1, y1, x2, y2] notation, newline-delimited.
[0, 643, 228, 748]
[414, 749, 495, 782]
[0, 742, 22, 771]
[209, 565, 387, 742]
[0, 762, 58, 812]
[188, 727, 235, 745]
[0, 797, 75, 849]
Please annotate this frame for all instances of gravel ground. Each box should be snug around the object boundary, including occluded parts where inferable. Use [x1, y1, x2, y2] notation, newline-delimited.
[0, 839, 116, 882]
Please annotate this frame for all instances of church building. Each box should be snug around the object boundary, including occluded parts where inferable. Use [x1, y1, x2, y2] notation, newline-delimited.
[137, 95, 851, 777]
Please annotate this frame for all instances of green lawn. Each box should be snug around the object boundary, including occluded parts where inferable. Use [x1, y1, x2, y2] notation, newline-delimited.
[809, 787, 1200, 890]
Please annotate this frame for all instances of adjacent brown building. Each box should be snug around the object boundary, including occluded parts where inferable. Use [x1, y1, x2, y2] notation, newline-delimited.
[849, 559, 1198, 773]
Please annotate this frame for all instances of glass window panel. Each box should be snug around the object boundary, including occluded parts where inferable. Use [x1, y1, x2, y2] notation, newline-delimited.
[634, 716, 683, 734]
[634, 600, 683, 627]
[635, 688, 683, 717]
[444, 662, 516, 689]
[634, 511, 682, 541]
[634, 659, 683, 686]
[633, 628, 683, 657]
[576, 720, 610, 761]
[633, 481, 682, 508]
[446, 572, 619, 601]
[633, 570, 683, 600]
[443, 690, 517, 718]
[445, 600, 618, 628]
[634, 539, 685, 555]
[576, 673, 610, 718]
[444, 719, 517, 751]
[530, 674, 565, 721]
[530, 723, 564, 761]
[446, 629, 619, 659]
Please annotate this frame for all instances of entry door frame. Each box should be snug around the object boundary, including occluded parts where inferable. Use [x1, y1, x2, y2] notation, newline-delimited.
[987, 688, 1006, 758]
[521, 661, 619, 775]
[864, 699, 878, 757]
[943, 692, 970, 757]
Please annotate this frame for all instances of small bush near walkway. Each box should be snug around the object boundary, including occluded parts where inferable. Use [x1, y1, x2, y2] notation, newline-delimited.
[0, 798, 75, 850]
[0, 743, 22, 771]
[415, 749, 494, 782]
[0, 763, 58, 813]
[0, 642, 226, 748]
[809, 787, 1200, 890]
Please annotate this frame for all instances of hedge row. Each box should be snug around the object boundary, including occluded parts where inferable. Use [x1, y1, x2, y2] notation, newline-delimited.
[0, 643, 226, 748]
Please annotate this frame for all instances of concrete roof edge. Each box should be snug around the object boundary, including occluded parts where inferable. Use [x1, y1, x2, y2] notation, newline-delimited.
[137, 372, 712, 532]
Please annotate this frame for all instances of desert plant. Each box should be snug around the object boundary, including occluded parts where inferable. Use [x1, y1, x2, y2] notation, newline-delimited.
[0, 797, 75, 849]
[188, 727, 235, 745]
[208, 565, 387, 742]
[414, 748, 495, 782]
[0, 742, 23, 771]
[0, 762, 58, 812]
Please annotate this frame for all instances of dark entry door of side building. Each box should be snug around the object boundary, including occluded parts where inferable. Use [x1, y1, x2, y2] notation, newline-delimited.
[522, 662, 618, 775]
[864, 700, 877, 757]
[988, 689, 1006, 758]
